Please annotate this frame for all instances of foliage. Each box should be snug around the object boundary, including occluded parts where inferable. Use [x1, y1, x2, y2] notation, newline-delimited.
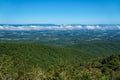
[0, 43, 120, 80]
[0, 54, 15, 80]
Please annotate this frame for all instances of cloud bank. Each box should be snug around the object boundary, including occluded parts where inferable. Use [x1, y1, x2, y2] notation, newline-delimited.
[0, 24, 120, 30]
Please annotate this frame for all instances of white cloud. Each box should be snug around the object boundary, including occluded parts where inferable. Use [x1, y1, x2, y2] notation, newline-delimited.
[75, 26, 83, 29]
[86, 26, 95, 30]
[0, 25, 120, 30]
[0, 26, 3, 29]
[95, 26, 101, 29]
[117, 26, 120, 30]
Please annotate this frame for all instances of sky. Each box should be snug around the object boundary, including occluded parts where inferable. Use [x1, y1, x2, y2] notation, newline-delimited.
[0, 0, 120, 24]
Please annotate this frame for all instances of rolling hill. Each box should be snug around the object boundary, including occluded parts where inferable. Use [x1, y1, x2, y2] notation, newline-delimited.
[0, 42, 120, 80]
[0, 42, 120, 69]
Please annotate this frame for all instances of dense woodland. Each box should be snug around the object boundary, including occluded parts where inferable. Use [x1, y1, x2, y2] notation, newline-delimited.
[0, 43, 120, 80]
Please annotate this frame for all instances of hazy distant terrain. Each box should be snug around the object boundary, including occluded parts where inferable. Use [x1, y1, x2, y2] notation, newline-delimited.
[0, 24, 120, 46]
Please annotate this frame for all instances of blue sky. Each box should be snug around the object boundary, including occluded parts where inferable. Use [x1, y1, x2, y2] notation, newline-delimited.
[0, 0, 120, 24]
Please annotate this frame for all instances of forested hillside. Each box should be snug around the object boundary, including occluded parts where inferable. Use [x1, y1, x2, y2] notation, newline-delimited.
[69, 42, 120, 57]
[0, 43, 120, 80]
[0, 43, 120, 68]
